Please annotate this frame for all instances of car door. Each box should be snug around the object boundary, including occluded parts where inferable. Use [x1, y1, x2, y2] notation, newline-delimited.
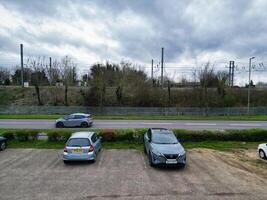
[64, 115, 75, 127]
[73, 115, 83, 126]
[91, 133, 100, 153]
[144, 129, 152, 153]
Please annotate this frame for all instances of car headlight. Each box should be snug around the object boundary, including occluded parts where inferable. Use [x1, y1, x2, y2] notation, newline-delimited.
[179, 149, 186, 156]
[151, 149, 163, 156]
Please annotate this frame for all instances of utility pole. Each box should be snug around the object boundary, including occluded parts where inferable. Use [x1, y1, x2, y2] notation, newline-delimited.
[20, 44, 24, 88]
[49, 57, 52, 86]
[231, 61, 235, 86]
[151, 59, 154, 84]
[228, 61, 235, 87]
[161, 47, 164, 88]
[228, 61, 232, 86]
[247, 57, 255, 115]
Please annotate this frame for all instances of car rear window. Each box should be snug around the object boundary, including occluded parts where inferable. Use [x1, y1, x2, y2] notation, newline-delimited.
[67, 138, 90, 147]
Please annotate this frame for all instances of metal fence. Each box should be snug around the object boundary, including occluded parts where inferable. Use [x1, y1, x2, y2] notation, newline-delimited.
[1, 106, 267, 115]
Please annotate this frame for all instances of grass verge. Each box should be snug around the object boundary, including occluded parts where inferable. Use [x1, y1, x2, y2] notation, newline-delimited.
[1, 114, 267, 121]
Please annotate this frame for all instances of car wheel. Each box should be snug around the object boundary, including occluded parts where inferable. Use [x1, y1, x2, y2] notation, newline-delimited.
[81, 122, 88, 128]
[0, 142, 6, 151]
[63, 160, 69, 164]
[179, 164, 186, 169]
[259, 150, 266, 159]
[144, 146, 147, 154]
[148, 152, 154, 167]
[56, 122, 64, 128]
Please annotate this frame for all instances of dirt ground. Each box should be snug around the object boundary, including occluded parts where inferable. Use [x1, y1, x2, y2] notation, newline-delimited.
[0, 148, 266, 200]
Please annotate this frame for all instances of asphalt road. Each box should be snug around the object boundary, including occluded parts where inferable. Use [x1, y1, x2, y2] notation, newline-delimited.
[1, 149, 266, 200]
[0, 119, 267, 130]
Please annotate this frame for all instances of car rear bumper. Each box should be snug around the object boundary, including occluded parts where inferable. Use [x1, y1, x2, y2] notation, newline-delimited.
[63, 152, 95, 161]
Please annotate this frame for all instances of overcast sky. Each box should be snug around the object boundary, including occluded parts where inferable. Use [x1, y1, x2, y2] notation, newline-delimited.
[0, 0, 267, 85]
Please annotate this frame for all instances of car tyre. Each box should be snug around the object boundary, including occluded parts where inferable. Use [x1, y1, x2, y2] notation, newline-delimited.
[0, 141, 6, 151]
[179, 164, 186, 169]
[56, 122, 64, 128]
[144, 146, 147, 154]
[148, 152, 154, 167]
[81, 122, 88, 128]
[63, 160, 69, 164]
[259, 150, 266, 159]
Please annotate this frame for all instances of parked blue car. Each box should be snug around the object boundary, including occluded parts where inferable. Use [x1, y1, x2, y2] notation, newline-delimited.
[0, 136, 7, 151]
[63, 132, 101, 164]
[56, 113, 93, 128]
[144, 128, 186, 167]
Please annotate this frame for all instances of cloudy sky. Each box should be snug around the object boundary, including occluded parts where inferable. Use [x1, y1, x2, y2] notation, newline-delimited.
[0, 0, 267, 85]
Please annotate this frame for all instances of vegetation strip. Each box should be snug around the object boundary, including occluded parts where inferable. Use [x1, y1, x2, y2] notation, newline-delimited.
[0, 128, 266, 150]
[2, 114, 267, 121]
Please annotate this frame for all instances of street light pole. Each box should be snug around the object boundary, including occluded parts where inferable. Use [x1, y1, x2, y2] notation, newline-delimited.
[247, 56, 255, 115]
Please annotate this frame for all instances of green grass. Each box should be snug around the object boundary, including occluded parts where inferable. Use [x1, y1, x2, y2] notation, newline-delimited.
[183, 141, 261, 151]
[7, 140, 65, 149]
[6, 140, 263, 151]
[1, 114, 267, 121]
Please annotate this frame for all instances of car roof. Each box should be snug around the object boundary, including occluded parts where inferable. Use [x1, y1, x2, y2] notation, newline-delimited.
[150, 128, 169, 132]
[70, 131, 95, 139]
[150, 128, 173, 135]
[70, 113, 90, 116]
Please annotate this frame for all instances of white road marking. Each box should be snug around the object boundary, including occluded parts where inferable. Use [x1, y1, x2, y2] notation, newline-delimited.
[98, 150, 105, 168]
[0, 121, 52, 124]
[96, 122, 132, 124]
[141, 122, 173, 125]
[139, 151, 147, 169]
[229, 124, 262, 127]
[185, 123, 217, 126]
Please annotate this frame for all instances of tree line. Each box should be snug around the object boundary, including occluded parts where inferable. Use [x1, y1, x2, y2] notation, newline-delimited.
[0, 57, 260, 107]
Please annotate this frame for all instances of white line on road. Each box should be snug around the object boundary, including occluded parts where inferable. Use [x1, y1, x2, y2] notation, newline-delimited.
[185, 123, 217, 126]
[229, 124, 262, 127]
[141, 122, 173, 125]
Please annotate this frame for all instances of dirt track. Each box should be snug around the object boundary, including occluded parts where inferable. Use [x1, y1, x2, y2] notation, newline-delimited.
[0, 148, 266, 200]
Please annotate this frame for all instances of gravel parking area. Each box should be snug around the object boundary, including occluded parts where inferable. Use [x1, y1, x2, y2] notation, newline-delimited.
[0, 148, 267, 200]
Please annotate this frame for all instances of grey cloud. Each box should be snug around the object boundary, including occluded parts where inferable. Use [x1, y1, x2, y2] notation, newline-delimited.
[0, 0, 267, 68]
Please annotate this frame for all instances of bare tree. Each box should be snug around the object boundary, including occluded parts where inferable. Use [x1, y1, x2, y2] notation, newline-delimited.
[59, 56, 77, 106]
[44, 59, 60, 86]
[26, 56, 49, 105]
[0, 67, 11, 85]
[198, 62, 217, 115]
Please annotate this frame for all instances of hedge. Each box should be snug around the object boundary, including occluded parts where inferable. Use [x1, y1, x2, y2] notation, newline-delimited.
[0, 128, 267, 143]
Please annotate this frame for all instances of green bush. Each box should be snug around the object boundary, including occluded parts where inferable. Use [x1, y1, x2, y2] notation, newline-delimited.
[0, 128, 267, 143]
[2, 130, 15, 140]
[173, 129, 267, 142]
[47, 129, 72, 142]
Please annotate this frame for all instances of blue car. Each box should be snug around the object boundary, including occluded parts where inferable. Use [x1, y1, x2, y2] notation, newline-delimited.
[144, 128, 186, 167]
[0, 136, 7, 151]
[63, 132, 101, 164]
[56, 113, 93, 128]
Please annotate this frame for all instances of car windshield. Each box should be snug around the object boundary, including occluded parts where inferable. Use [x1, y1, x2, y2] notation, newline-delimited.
[152, 131, 178, 144]
[67, 138, 90, 147]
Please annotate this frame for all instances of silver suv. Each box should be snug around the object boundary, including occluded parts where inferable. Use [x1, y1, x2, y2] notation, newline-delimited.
[144, 128, 186, 167]
[55, 113, 93, 128]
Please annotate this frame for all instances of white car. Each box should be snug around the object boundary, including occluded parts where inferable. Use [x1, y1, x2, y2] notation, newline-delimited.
[258, 143, 267, 159]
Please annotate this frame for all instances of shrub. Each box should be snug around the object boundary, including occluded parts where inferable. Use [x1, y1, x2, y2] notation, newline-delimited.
[100, 129, 115, 141]
[47, 129, 72, 142]
[2, 130, 15, 140]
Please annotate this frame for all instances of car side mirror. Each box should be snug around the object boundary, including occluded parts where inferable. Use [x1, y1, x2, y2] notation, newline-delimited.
[148, 138, 151, 143]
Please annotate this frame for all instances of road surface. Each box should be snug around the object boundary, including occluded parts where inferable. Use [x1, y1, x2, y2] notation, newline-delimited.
[0, 119, 267, 129]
